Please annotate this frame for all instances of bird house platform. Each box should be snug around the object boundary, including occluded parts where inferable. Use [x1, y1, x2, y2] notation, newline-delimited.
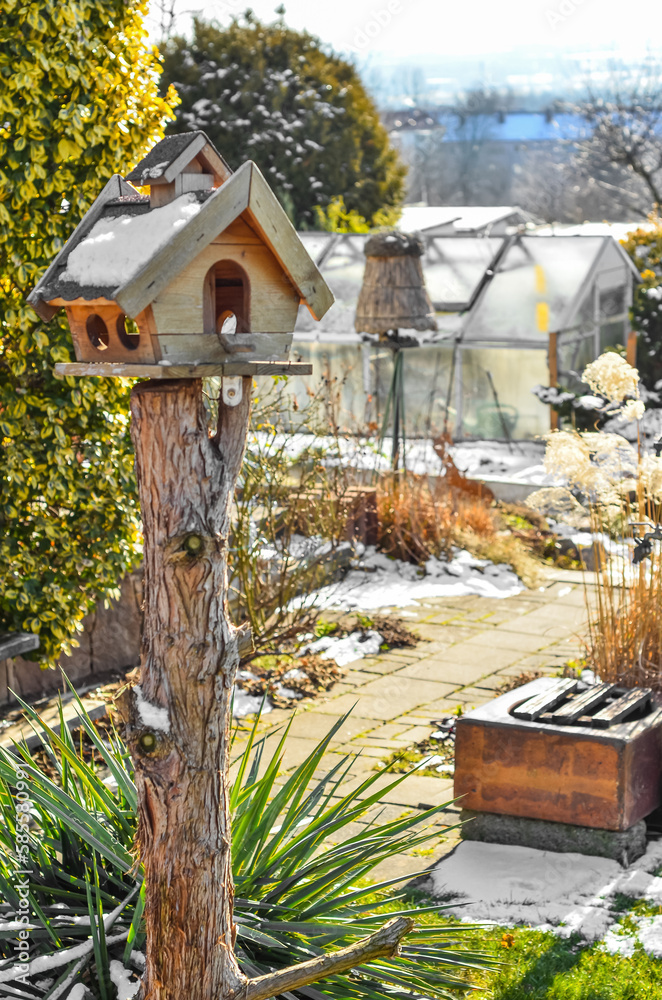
[454, 676, 662, 832]
[54, 361, 312, 379]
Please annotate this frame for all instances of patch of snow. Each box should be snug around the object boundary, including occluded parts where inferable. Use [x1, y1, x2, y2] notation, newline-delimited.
[62, 194, 202, 288]
[601, 924, 637, 956]
[0, 932, 127, 983]
[429, 840, 662, 950]
[636, 915, 662, 958]
[248, 433, 549, 484]
[283, 668, 307, 681]
[65, 986, 90, 1000]
[134, 686, 170, 733]
[274, 684, 303, 699]
[298, 546, 523, 612]
[303, 630, 383, 666]
[232, 688, 273, 718]
[109, 960, 140, 999]
[143, 160, 169, 180]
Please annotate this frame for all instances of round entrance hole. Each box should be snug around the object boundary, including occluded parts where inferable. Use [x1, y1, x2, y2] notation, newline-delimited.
[85, 314, 109, 350]
[116, 314, 141, 350]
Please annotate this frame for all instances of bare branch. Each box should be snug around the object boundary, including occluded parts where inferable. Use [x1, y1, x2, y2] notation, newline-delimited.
[233, 916, 415, 1000]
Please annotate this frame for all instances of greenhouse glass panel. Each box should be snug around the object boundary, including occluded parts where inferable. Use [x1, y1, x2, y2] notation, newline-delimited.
[458, 346, 550, 439]
[557, 331, 596, 387]
[423, 237, 502, 308]
[463, 236, 605, 344]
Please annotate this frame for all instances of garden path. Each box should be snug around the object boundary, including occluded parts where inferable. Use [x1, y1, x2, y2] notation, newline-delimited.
[243, 567, 592, 883]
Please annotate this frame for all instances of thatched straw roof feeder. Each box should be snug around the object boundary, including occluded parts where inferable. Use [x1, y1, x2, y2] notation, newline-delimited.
[354, 231, 438, 341]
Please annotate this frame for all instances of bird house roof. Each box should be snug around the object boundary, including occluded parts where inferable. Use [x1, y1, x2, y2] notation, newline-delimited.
[124, 131, 232, 187]
[28, 138, 333, 323]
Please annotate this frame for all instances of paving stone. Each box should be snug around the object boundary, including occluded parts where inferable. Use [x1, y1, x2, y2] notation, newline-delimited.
[399, 649, 518, 686]
[340, 742, 393, 758]
[383, 774, 456, 808]
[341, 669, 379, 686]
[356, 721, 410, 741]
[279, 737, 332, 770]
[420, 698, 465, 716]
[497, 655, 561, 675]
[315, 676, 458, 721]
[361, 802, 419, 824]
[470, 673, 508, 691]
[393, 725, 435, 744]
[461, 629, 558, 654]
[276, 712, 377, 744]
[358, 656, 409, 675]
[354, 737, 411, 751]
[452, 686, 494, 705]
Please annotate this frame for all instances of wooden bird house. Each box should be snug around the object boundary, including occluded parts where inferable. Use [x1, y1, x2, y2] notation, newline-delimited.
[28, 131, 333, 374]
[354, 231, 437, 339]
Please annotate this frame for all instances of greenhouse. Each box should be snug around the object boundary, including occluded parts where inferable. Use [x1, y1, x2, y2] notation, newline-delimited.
[292, 230, 640, 440]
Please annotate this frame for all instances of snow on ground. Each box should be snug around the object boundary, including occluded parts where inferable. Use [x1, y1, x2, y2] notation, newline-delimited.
[232, 630, 386, 717]
[450, 439, 554, 486]
[249, 433, 551, 486]
[430, 839, 662, 954]
[298, 545, 523, 613]
[302, 630, 383, 666]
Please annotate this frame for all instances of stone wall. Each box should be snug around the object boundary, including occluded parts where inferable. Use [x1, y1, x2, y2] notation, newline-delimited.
[0, 572, 143, 706]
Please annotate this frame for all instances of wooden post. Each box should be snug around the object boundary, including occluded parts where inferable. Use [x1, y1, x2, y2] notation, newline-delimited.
[126, 376, 416, 1000]
[627, 330, 638, 368]
[548, 331, 559, 431]
[128, 377, 251, 1000]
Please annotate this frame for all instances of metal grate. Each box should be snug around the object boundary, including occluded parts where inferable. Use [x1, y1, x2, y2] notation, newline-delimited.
[511, 678, 653, 729]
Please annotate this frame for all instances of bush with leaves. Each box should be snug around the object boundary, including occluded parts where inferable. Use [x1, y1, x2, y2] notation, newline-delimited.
[0, 684, 492, 997]
[0, 0, 178, 666]
[621, 217, 662, 392]
[160, 12, 405, 228]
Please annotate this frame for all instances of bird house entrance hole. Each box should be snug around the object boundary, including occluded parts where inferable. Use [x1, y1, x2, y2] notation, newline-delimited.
[204, 259, 250, 341]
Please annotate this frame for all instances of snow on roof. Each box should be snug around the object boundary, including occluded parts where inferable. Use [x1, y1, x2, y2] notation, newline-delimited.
[398, 206, 461, 232]
[62, 194, 202, 289]
[399, 205, 529, 235]
[125, 132, 205, 185]
[534, 221, 655, 241]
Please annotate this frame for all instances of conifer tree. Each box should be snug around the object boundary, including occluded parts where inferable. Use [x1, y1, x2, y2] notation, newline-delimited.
[160, 12, 405, 228]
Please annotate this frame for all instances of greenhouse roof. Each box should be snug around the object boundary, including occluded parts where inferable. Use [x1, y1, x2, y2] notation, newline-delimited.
[295, 231, 639, 347]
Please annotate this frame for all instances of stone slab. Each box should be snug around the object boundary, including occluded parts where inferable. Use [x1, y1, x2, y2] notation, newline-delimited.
[460, 809, 648, 866]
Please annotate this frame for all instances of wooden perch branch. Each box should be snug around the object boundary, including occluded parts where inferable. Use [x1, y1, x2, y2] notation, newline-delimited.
[234, 916, 415, 1000]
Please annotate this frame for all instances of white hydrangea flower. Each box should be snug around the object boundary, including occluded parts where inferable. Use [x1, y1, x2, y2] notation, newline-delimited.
[544, 431, 598, 491]
[582, 353, 639, 402]
[620, 399, 646, 422]
[639, 455, 662, 502]
[544, 430, 638, 498]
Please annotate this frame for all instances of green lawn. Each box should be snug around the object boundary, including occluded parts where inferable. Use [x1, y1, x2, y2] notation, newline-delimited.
[466, 923, 662, 998]
[401, 892, 662, 999]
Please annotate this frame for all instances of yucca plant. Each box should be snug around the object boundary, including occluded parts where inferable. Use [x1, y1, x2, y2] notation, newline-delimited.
[0, 683, 492, 999]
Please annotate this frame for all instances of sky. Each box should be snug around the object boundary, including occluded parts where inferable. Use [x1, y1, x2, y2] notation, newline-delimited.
[145, 0, 660, 63]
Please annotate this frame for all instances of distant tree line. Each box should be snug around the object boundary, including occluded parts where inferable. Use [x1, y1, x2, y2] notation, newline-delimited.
[399, 73, 662, 224]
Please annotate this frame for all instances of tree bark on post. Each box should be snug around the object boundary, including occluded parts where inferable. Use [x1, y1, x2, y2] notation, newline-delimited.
[126, 376, 416, 1000]
[128, 376, 251, 1000]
